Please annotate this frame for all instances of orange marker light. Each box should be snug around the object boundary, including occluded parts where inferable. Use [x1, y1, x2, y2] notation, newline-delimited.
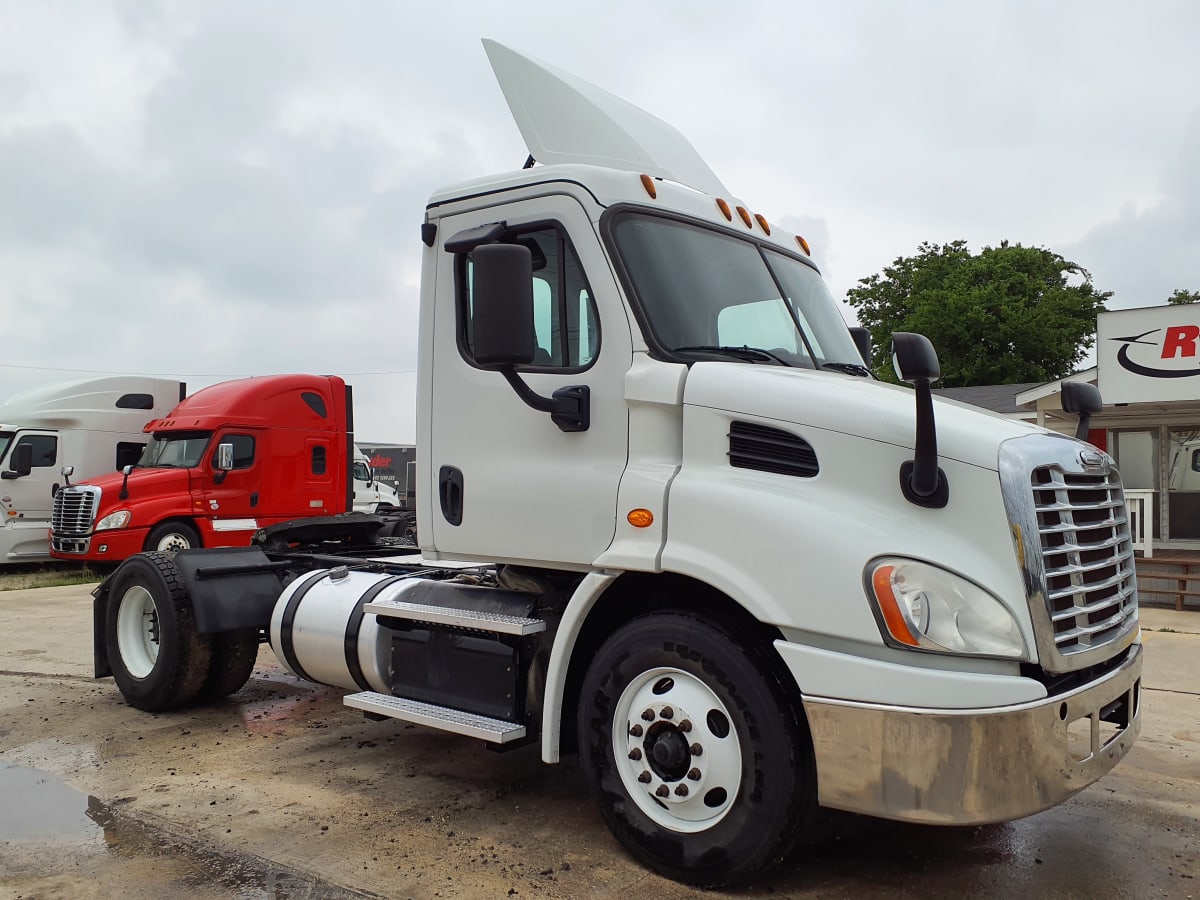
[796, 235, 811, 256]
[754, 214, 771, 235]
[872, 565, 919, 647]
[736, 206, 753, 228]
[640, 174, 657, 199]
[715, 198, 733, 221]
[627, 508, 654, 528]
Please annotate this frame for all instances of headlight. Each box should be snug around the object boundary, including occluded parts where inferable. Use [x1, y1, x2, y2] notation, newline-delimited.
[866, 557, 1027, 659]
[95, 510, 131, 531]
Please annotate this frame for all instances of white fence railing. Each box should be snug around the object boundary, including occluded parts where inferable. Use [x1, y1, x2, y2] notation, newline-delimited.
[1124, 489, 1154, 559]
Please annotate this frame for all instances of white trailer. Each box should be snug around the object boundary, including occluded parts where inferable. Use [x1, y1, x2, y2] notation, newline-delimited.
[0, 376, 184, 563]
[88, 42, 1141, 886]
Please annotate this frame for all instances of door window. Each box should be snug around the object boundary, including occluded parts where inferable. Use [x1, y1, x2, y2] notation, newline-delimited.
[14, 434, 57, 468]
[459, 226, 599, 370]
[213, 434, 255, 470]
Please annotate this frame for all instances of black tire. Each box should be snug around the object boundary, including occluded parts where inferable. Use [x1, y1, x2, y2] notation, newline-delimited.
[105, 552, 212, 712]
[578, 613, 816, 887]
[144, 520, 201, 554]
[197, 628, 261, 702]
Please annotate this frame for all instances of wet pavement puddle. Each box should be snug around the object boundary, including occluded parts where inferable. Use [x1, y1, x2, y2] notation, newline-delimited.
[0, 762, 380, 898]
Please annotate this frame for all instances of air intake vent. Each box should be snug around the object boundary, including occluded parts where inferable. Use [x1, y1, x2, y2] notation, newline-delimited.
[728, 421, 818, 478]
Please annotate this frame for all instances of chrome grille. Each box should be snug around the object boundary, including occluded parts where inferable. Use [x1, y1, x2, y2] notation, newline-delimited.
[1032, 467, 1137, 654]
[999, 433, 1139, 674]
[52, 486, 100, 535]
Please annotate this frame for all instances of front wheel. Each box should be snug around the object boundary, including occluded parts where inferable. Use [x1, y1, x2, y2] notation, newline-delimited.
[144, 520, 201, 554]
[578, 613, 815, 886]
[105, 552, 212, 711]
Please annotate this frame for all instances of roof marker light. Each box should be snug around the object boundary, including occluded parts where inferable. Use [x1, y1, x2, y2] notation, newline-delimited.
[715, 198, 732, 221]
[796, 235, 811, 256]
[735, 206, 753, 228]
[754, 213, 771, 235]
[640, 174, 657, 199]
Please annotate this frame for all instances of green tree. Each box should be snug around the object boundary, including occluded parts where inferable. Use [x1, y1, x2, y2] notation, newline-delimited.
[1167, 288, 1200, 305]
[846, 240, 1111, 386]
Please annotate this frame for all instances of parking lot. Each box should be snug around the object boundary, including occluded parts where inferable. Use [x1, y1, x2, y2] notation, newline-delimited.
[1, 584, 1197, 899]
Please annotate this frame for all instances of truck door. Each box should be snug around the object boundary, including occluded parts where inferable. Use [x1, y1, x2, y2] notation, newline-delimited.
[427, 194, 633, 567]
[201, 432, 261, 536]
[0, 430, 59, 523]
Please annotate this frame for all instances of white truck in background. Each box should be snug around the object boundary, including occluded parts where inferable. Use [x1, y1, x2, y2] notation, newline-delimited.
[352, 445, 402, 513]
[0, 376, 184, 563]
[88, 42, 1142, 886]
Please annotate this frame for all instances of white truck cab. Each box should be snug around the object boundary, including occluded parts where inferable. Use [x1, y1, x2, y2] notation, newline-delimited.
[0, 377, 184, 563]
[89, 42, 1141, 887]
[352, 445, 401, 512]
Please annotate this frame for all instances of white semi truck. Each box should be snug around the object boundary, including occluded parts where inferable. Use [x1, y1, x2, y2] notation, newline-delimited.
[0, 376, 184, 563]
[352, 445, 402, 513]
[89, 42, 1142, 886]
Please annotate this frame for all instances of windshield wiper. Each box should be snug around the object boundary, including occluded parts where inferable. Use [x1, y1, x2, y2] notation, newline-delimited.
[822, 362, 873, 378]
[672, 345, 793, 366]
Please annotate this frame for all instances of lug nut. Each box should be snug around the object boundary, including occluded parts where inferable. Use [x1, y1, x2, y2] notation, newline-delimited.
[638, 771, 652, 784]
[655, 785, 670, 798]
[628, 748, 642, 761]
[679, 719, 692, 733]
[687, 768, 701, 781]
[641, 708, 655, 722]
[690, 743, 703, 756]
[660, 706, 674, 720]
[629, 724, 643, 737]
[674, 784, 689, 797]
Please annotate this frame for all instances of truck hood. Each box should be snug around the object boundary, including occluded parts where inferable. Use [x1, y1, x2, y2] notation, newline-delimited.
[684, 363, 1044, 471]
[80, 467, 193, 510]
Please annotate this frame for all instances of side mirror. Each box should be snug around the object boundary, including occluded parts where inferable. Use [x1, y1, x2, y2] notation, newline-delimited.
[1061, 381, 1103, 442]
[891, 332, 948, 508]
[61, 465, 75, 479]
[848, 327, 872, 367]
[471, 243, 535, 368]
[216, 443, 235, 471]
[892, 332, 940, 382]
[2, 442, 33, 479]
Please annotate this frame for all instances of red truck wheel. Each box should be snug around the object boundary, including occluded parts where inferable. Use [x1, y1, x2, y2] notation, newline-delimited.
[105, 552, 212, 711]
[144, 521, 201, 554]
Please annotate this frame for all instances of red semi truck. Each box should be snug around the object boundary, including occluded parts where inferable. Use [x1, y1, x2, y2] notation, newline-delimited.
[50, 374, 357, 561]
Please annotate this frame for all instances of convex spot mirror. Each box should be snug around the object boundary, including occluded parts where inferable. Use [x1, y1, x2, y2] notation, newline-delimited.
[891, 332, 941, 383]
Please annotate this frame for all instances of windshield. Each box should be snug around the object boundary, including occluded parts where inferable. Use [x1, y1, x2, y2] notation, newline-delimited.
[609, 213, 865, 370]
[0, 431, 12, 467]
[139, 431, 212, 468]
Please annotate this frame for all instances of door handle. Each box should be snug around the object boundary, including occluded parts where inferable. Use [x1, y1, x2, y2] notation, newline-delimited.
[439, 466, 464, 526]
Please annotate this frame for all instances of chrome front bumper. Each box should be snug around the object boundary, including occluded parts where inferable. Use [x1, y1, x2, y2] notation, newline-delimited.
[801, 643, 1142, 824]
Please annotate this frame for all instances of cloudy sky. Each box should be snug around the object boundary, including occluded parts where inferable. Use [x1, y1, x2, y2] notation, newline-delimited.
[2, 1, 1198, 443]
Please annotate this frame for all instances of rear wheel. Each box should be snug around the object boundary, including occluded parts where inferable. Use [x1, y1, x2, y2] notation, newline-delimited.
[198, 628, 260, 701]
[105, 552, 212, 711]
[578, 612, 815, 886]
[144, 520, 201, 554]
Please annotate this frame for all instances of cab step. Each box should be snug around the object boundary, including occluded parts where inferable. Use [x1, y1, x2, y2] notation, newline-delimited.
[363, 597, 546, 635]
[343, 691, 527, 743]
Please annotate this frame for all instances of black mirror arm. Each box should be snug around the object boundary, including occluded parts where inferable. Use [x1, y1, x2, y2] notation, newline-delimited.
[500, 368, 590, 433]
[900, 376, 949, 508]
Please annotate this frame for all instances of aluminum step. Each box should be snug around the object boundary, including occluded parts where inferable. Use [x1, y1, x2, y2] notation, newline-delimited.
[344, 692, 527, 743]
[363, 598, 546, 635]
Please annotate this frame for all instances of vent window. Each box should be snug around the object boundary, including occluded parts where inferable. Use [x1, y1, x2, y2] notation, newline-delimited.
[116, 393, 155, 410]
[728, 421, 818, 478]
[302, 392, 328, 417]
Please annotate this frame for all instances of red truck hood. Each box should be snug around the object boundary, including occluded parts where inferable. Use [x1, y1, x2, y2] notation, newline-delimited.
[82, 467, 193, 514]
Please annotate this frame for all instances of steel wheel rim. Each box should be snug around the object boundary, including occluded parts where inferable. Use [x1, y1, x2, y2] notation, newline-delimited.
[116, 585, 160, 679]
[156, 532, 191, 553]
[612, 666, 742, 833]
